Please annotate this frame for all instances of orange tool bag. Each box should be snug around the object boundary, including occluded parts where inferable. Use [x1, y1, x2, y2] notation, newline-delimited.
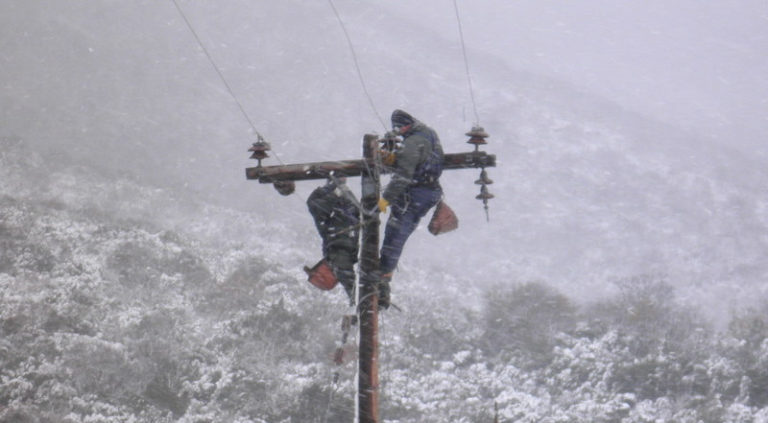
[428, 200, 459, 235]
[303, 259, 338, 290]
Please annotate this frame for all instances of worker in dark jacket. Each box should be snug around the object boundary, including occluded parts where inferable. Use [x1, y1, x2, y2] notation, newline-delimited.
[307, 177, 360, 304]
[377, 110, 444, 308]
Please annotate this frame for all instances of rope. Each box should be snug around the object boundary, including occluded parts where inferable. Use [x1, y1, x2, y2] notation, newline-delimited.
[452, 0, 481, 125]
[327, 0, 389, 132]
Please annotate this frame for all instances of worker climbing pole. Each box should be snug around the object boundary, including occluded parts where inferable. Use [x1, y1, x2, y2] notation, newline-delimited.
[245, 4, 496, 421]
[246, 128, 495, 422]
[171, 0, 496, 419]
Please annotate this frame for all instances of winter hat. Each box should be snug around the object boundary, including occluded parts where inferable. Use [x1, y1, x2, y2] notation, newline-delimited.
[391, 109, 415, 127]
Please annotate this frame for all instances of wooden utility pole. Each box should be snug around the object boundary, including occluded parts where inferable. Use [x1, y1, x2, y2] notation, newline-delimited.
[358, 134, 381, 423]
[246, 130, 495, 422]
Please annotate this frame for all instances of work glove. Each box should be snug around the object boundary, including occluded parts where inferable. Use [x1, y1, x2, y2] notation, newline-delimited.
[378, 197, 389, 213]
[380, 150, 396, 166]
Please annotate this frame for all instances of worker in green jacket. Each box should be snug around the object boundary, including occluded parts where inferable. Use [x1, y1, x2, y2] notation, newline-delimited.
[377, 110, 444, 309]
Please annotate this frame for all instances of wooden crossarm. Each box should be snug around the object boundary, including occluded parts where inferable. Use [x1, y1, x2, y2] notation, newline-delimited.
[245, 151, 496, 183]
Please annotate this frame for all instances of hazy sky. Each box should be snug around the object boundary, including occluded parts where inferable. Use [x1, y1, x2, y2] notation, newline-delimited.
[2, 1, 765, 160]
[381, 0, 768, 155]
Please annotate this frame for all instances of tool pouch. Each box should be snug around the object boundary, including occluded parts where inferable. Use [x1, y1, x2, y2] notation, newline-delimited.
[428, 200, 459, 235]
[303, 258, 338, 290]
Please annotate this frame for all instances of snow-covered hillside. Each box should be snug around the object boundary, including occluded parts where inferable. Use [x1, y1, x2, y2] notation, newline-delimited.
[2, 135, 768, 422]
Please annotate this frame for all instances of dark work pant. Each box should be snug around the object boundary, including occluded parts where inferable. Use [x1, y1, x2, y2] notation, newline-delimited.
[380, 186, 441, 274]
[327, 244, 357, 294]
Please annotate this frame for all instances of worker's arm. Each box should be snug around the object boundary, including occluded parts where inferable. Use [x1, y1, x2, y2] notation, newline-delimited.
[382, 135, 429, 202]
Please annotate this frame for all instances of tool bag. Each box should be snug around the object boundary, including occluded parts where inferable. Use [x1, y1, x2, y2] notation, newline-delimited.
[428, 200, 459, 235]
[303, 259, 338, 290]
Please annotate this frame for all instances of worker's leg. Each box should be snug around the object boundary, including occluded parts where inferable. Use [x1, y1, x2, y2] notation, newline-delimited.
[380, 187, 441, 274]
[328, 246, 357, 305]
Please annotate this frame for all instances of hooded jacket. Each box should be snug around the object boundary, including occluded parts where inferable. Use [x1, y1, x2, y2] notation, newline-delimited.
[382, 120, 444, 202]
[307, 181, 360, 254]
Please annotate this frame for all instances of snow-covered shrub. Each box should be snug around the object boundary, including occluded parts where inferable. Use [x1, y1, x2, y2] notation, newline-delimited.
[480, 281, 577, 368]
[725, 303, 768, 407]
[2, 135, 766, 421]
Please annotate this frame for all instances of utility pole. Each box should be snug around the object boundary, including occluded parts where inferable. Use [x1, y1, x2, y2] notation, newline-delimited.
[358, 134, 381, 423]
[246, 129, 495, 422]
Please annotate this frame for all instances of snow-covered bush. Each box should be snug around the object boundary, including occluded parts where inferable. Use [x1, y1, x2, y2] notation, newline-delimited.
[3, 137, 767, 421]
[480, 281, 577, 368]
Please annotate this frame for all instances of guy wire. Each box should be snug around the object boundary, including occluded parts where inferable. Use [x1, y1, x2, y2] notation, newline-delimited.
[327, 0, 389, 133]
[452, 0, 481, 125]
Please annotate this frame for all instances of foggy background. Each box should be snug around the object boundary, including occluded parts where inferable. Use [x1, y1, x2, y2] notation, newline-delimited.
[2, 0, 767, 325]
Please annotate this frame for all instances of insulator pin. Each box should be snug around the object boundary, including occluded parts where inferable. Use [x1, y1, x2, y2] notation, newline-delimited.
[463, 125, 493, 220]
[474, 169, 494, 185]
[248, 137, 272, 167]
[466, 126, 489, 151]
[476, 184, 494, 201]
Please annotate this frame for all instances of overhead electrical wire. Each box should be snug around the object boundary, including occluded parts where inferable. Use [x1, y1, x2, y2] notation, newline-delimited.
[170, 0, 257, 137]
[170, 0, 289, 166]
[327, 0, 389, 133]
[452, 0, 481, 126]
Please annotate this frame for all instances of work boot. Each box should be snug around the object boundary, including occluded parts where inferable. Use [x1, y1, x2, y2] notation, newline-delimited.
[378, 273, 392, 310]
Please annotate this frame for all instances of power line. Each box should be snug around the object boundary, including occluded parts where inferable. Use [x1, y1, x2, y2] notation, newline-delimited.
[452, 0, 481, 126]
[327, 0, 388, 132]
[170, 0, 266, 142]
[170, 0, 293, 169]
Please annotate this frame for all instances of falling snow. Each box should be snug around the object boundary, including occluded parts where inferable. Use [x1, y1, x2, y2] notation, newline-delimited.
[2, 0, 768, 421]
